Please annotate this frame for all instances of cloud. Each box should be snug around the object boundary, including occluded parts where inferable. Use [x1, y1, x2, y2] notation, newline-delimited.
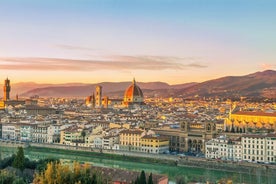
[259, 63, 276, 70]
[0, 55, 207, 71]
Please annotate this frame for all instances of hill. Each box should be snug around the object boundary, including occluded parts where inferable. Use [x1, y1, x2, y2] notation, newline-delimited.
[1, 70, 275, 99]
[177, 70, 276, 99]
[19, 82, 196, 98]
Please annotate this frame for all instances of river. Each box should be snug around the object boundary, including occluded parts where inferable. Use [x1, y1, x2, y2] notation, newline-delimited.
[1, 146, 275, 183]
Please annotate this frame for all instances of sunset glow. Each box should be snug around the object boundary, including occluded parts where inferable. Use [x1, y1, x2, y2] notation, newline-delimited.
[0, 0, 276, 84]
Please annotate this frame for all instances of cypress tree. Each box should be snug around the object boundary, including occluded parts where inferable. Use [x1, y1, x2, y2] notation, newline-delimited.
[148, 173, 153, 184]
[140, 170, 146, 184]
[12, 147, 25, 171]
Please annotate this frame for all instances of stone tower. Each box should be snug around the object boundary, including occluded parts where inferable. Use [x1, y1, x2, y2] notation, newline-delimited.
[95, 85, 102, 108]
[3, 78, 11, 101]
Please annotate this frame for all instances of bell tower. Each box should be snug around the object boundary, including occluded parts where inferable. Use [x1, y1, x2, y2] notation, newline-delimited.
[3, 78, 11, 101]
[95, 85, 102, 108]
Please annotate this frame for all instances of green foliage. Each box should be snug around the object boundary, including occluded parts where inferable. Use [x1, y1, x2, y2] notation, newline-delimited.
[175, 176, 186, 184]
[0, 170, 27, 184]
[134, 176, 140, 184]
[81, 130, 86, 143]
[35, 158, 59, 172]
[140, 170, 146, 184]
[148, 173, 153, 184]
[134, 170, 154, 184]
[0, 170, 15, 184]
[12, 147, 25, 171]
[33, 161, 104, 184]
[0, 154, 16, 169]
[12, 177, 27, 184]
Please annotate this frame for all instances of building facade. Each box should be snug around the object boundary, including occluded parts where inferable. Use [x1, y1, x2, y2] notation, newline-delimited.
[205, 135, 242, 161]
[205, 133, 276, 163]
[119, 129, 145, 151]
[140, 135, 169, 154]
[242, 134, 276, 163]
[154, 121, 217, 153]
[225, 109, 276, 132]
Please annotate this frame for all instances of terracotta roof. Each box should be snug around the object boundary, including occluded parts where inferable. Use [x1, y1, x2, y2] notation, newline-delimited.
[242, 134, 267, 138]
[232, 111, 276, 117]
[120, 129, 144, 135]
[141, 135, 169, 141]
[124, 79, 144, 98]
[91, 166, 167, 183]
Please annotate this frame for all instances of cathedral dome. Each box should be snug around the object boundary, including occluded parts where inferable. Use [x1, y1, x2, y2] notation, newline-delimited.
[124, 78, 144, 104]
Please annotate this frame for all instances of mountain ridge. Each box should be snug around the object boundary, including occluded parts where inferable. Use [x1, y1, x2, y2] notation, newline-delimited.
[1, 70, 275, 98]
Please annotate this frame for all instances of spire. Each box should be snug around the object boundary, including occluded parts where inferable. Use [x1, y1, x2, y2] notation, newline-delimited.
[132, 78, 136, 84]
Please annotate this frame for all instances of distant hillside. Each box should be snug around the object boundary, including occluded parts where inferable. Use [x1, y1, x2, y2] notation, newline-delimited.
[19, 82, 197, 98]
[1, 70, 275, 99]
[0, 82, 89, 98]
[177, 70, 276, 99]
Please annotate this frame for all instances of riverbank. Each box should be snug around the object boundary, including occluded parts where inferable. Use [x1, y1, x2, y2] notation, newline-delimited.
[1, 140, 276, 183]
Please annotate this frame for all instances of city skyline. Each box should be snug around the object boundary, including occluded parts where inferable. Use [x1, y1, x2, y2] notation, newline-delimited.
[0, 0, 276, 84]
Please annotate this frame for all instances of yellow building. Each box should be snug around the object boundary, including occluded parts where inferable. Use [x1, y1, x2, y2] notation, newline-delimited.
[140, 135, 169, 154]
[109, 122, 130, 129]
[225, 111, 276, 132]
[60, 126, 82, 146]
[119, 129, 145, 151]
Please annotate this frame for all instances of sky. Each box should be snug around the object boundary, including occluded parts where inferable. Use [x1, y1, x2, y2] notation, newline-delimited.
[0, 0, 276, 84]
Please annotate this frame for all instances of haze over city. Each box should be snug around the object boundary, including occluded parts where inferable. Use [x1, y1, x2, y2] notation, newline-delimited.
[0, 0, 275, 84]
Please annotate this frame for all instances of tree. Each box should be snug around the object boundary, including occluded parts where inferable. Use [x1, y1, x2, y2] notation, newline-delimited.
[148, 173, 153, 184]
[134, 176, 140, 184]
[81, 130, 86, 143]
[33, 161, 104, 184]
[140, 170, 146, 184]
[175, 176, 186, 184]
[0, 170, 15, 184]
[12, 178, 27, 184]
[12, 147, 25, 171]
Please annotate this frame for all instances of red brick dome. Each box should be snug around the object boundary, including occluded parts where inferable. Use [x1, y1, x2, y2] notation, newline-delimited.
[124, 79, 144, 103]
